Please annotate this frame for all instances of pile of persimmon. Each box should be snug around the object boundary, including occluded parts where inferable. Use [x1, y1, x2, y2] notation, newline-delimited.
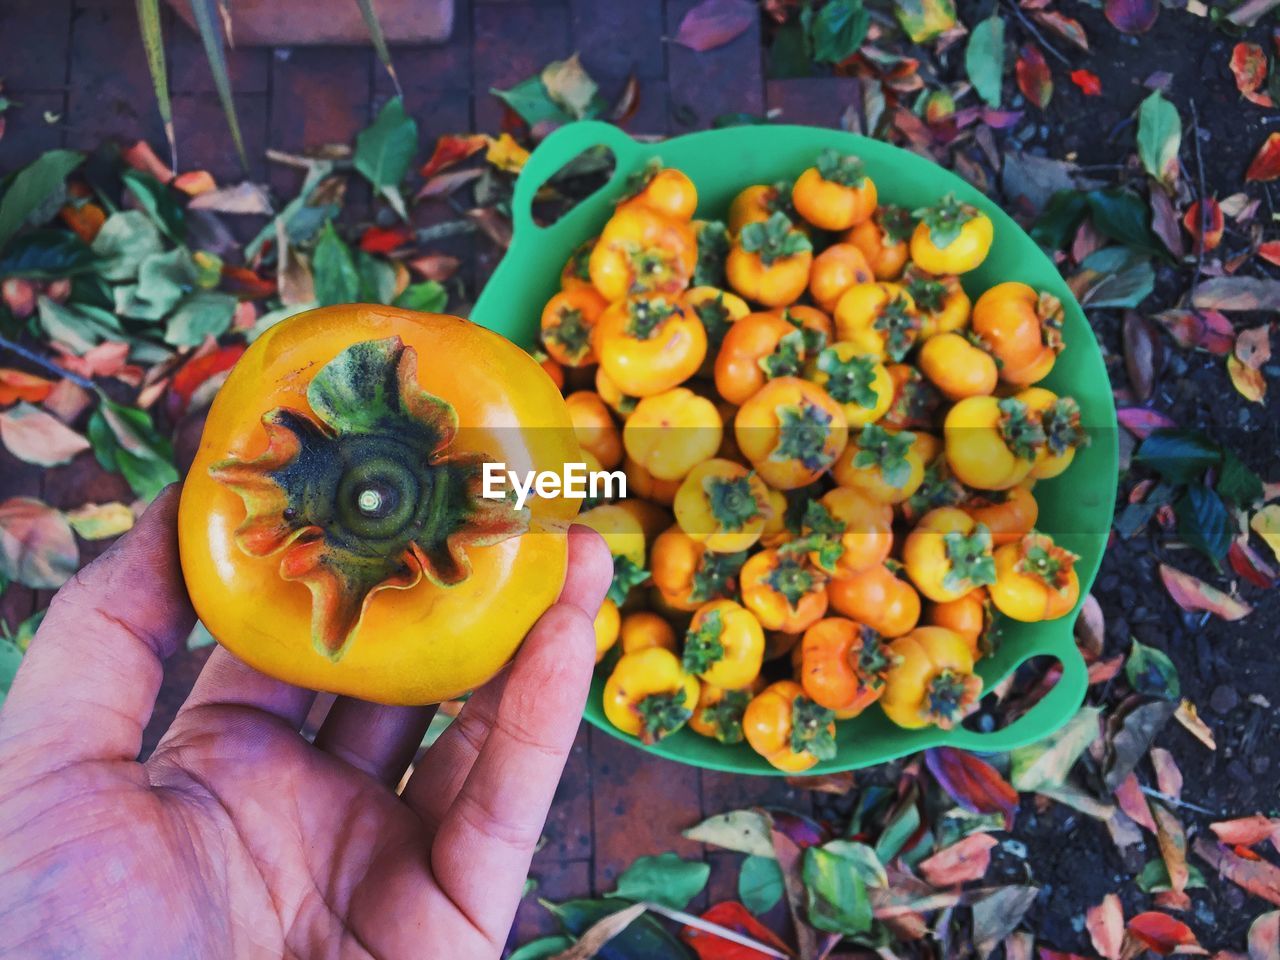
[536, 152, 1087, 772]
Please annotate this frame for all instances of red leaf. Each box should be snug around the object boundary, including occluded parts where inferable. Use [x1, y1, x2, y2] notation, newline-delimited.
[1032, 10, 1089, 51]
[1152, 308, 1235, 355]
[0, 368, 53, 405]
[122, 140, 173, 182]
[1195, 837, 1280, 906]
[1211, 815, 1280, 849]
[359, 225, 415, 254]
[1087, 894, 1125, 960]
[925, 747, 1019, 828]
[1230, 538, 1279, 588]
[919, 833, 997, 886]
[1150, 747, 1183, 801]
[1231, 43, 1274, 107]
[419, 133, 487, 180]
[1040, 952, 1091, 960]
[672, 0, 758, 52]
[1159, 563, 1253, 621]
[1070, 69, 1103, 96]
[1105, 0, 1159, 33]
[1258, 241, 1280, 267]
[1115, 773, 1157, 832]
[219, 264, 276, 300]
[1117, 406, 1175, 439]
[1247, 133, 1280, 183]
[1182, 198, 1224, 253]
[611, 73, 642, 125]
[1127, 912, 1199, 954]
[1016, 45, 1053, 109]
[681, 901, 792, 960]
[169, 344, 246, 417]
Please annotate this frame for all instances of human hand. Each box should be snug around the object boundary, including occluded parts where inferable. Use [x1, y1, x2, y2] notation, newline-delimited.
[0, 486, 611, 959]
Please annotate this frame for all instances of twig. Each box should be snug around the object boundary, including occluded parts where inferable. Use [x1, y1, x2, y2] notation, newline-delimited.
[1140, 785, 1219, 817]
[264, 148, 353, 171]
[0, 334, 96, 391]
[1188, 100, 1209, 315]
[1001, 0, 1072, 67]
[643, 902, 792, 959]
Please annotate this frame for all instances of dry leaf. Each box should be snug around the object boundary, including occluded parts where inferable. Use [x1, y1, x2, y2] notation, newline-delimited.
[1249, 911, 1280, 960]
[672, 0, 758, 52]
[1174, 700, 1216, 750]
[1195, 837, 1280, 906]
[1088, 893, 1126, 960]
[1228, 355, 1267, 403]
[919, 833, 998, 886]
[1230, 43, 1274, 107]
[1151, 801, 1189, 895]
[0, 402, 90, 466]
[0, 496, 79, 589]
[1211, 815, 1280, 850]
[1150, 748, 1183, 801]
[1159, 563, 1253, 620]
[1126, 911, 1201, 955]
[1246, 133, 1280, 182]
[65, 501, 136, 540]
[188, 181, 272, 215]
[549, 901, 649, 959]
[0, 368, 53, 404]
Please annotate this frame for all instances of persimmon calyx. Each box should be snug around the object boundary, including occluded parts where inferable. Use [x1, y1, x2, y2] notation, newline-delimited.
[210, 336, 528, 661]
[925, 669, 982, 729]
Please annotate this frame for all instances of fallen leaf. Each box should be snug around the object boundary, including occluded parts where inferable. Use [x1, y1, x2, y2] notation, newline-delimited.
[673, 0, 757, 52]
[1231, 43, 1274, 107]
[172, 170, 215, 196]
[1012, 706, 1102, 793]
[1123, 311, 1161, 401]
[65, 501, 135, 540]
[549, 900, 648, 960]
[0, 401, 90, 466]
[1150, 748, 1183, 800]
[1149, 188, 1185, 259]
[187, 181, 272, 215]
[1211, 815, 1280, 850]
[1228, 354, 1266, 403]
[1258, 240, 1280, 267]
[1237, 324, 1273, 368]
[122, 140, 173, 183]
[42, 379, 91, 423]
[1152, 801, 1189, 895]
[684, 810, 775, 858]
[680, 901, 793, 960]
[407, 254, 461, 282]
[359, 225, 415, 254]
[1253, 505, 1280, 564]
[973, 886, 1040, 960]
[1195, 837, 1280, 906]
[1182, 198, 1224, 253]
[1117, 407, 1176, 439]
[1115, 773, 1158, 831]
[1105, 0, 1159, 33]
[785, 771, 856, 794]
[0, 496, 79, 588]
[415, 167, 482, 201]
[541, 54, 598, 121]
[1075, 593, 1105, 658]
[1033, 10, 1088, 51]
[1137, 91, 1181, 189]
[1247, 133, 1280, 182]
[611, 73, 641, 125]
[1173, 699, 1216, 750]
[1249, 911, 1280, 960]
[485, 131, 530, 173]
[1016, 44, 1052, 109]
[1193, 276, 1280, 311]
[467, 207, 512, 249]
[1087, 894, 1125, 960]
[169, 344, 245, 417]
[1153, 308, 1235, 354]
[419, 133, 487, 180]
[919, 833, 997, 886]
[925, 747, 1019, 828]
[1127, 912, 1200, 954]
[1159, 563, 1253, 620]
[0, 368, 53, 404]
[1230, 535, 1278, 588]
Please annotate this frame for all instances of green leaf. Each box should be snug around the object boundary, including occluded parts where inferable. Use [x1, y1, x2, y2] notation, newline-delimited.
[803, 844, 873, 936]
[354, 0, 401, 97]
[613, 852, 710, 910]
[114, 248, 197, 321]
[89, 399, 178, 501]
[1076, 247, 1154, 309]
[0, 229, 97, 279]
[1133, 429, 1221, 484]
[312, 221, 360, 306]
[809, 0, 870, 64]
[683, 809, 776, 858]
[1136, 90, 1181, 189]
[768, 20, 814, 79]
[0, 149, 85, 253]
[1176, 484, 1231, 567]
[121, 169, 186, 242]
[491, 76, 575, 128]
[0, 636, 22, 707]
[507, 936, 575, 960]
[543, 899, 694, 959]
[1085, 188, 1158, 254]
[893, 0, 957, 42]
[90, 210, 164, 281]
[1217, 449, 1264, 507]
[394, 280, 447, 312]
[165, 291, 238, 346]
[189, 0, 247, 169]
[965, 16, 1006, 108]
[1010, 706, 1102, 791]
[134, 0, 176, 170]
[1030, 190, 1089, 251]
[1136, 858, 1206, 893]
[873, 802, 920, 863]
[36, 296, 124, 353]
[738, 854, 784, 914]
[1125, 638, 1181, 700]
[355, 96, 418, 220]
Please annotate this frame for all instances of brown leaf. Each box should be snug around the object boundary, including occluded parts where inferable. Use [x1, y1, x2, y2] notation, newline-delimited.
[1152, 801, 1190, 895]
[1075, 593, 1105, 659]
[1149, 185, 1186, 259]
[0, 496, 79, 589]
[1231, 43, 1274, 107]
[1192, 276, 1280, 311]
[1150, 748, 1183, 801]
[415, 167, 483, 201]
[611, 73, 641, 125]
[1153, 308, 1235, 354]
[0, 402, 90, 466]
[1123, 311, 1161, 401]
[467, 207, 513, 249]
[1195, 837, 1280, 906]
[1115, 773, 1157, 831]
[919, 833, 998, 887]
[188, 181, 272, 215]
[672, 0, 758, 52]
[1249, 911, 1280, 960]
[407, 254, 461, 282]
[1105, 700, 1175, 792]
[1088, 894, 1126, 960]
[1182, 198, 1224, 253]
[549, 901, 649, 960]
[1247, 133, 1280, 182]
[1033, 10, 1089, 50]
[1159, 563, 1253, 620]
[1126, 912, 1200, 955]
[785, 771, 856, 794]
[1016, 45, 1053, 109]
[1173, 700, 1216, 750]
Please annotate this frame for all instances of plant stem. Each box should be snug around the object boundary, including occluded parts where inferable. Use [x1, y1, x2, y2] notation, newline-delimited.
[0, 334, 96, 391]
[1002, 0, 1071, 67]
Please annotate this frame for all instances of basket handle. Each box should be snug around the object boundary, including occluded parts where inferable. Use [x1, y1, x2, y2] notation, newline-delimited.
[511, 121, 647, 238]
[941, 639, 1089, 753]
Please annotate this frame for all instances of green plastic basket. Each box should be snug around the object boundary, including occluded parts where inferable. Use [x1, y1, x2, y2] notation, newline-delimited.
[471, 121, 1117, 775]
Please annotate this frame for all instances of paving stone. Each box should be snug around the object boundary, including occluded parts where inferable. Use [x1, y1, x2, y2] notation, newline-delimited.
[374, 0, 473, 97]
[165, 12, 272, 95]
[0, 0, 73, 91]
[472, 2, 571, 131]
[507, 859, 589, 950]
[569, 0, 665, 82]
[171, 92, 270, 182]
[665, 0, 764, 132]
[0, 94, 70, 170]
[67, 0, 167, 148]
[766, 77, 863, 128]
